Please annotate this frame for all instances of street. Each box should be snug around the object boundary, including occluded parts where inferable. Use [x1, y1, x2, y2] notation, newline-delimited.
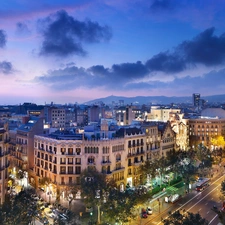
[141, 173, 225, 225]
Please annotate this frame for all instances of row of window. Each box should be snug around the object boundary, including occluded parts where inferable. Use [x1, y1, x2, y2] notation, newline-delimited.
[112, 145, 124, 152]
[190, 132, 218, 136]
[128, 139, 144, 146]
[190, 128, 218, 131]
[37, 169, 81, 185]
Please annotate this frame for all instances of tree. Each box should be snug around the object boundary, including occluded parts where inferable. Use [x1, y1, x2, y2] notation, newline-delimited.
[163, 210, 208, 225]
[103, 188, 138, 224]
[39, 177, 51, 189]
[0, 189, 37, 225]
[140, 159, 157, 186]
[155, 156, 168, 187]
[195, 144, 213, 177]
[80, 167, 117, 224]
[211, 135, 225, 149]
[166, 149, 181, 179]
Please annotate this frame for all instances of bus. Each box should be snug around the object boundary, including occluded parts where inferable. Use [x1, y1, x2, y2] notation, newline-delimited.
[196, 178, 210, 192]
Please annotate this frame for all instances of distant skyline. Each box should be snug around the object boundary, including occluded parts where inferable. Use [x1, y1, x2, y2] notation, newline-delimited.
[2, 0, 225, 105]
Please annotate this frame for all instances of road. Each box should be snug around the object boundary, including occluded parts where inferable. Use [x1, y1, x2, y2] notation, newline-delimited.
[141, 174, 225, 225]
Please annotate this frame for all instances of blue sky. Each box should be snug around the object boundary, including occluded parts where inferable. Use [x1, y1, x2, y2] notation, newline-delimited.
[1, 0, 225, 104]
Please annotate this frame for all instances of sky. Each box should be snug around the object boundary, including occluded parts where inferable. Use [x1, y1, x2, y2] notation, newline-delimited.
[1, 0, 225, 105]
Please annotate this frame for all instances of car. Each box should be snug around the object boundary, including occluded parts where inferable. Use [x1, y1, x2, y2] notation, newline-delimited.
[141, 208, 148, 218]
[142, 211, 148, 218]
[146, 207, 153, 215]
[169, 194, 180, 203]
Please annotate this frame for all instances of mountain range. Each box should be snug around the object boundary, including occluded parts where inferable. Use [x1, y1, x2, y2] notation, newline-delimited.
[84, 94, 225, 105]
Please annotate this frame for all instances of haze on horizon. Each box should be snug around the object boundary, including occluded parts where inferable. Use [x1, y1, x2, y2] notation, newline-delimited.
[1, 0, 225, 105]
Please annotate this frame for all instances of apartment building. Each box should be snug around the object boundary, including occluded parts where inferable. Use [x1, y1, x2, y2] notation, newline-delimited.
[34, 132, 126, 198]
[124, 128, 146, 187]
[114, 105, 136, 126]
[169, 112, 189, 150]
[51, 108, 66, 129]
[188, 117, 225, 148]
[0, 124, 10, 204]
[147, 107, 181, 122]
[158, 122, 176, 155]
[142, 122, 161, 160]
[9, 116, 44, 186]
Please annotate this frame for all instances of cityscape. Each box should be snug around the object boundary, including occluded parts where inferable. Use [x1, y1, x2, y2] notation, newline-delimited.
[1, 1, 225, 225]
[0, 93, 225, 225]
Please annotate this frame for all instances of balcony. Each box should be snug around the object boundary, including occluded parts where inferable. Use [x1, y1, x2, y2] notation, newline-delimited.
[101, 161, 111, 165]
[133, 160, 143, 166]
[136, 150, 145, 156]
[127, 153, 135, 158]
[68, 171, 74, 174]
[4, 139, 10, 144]
[112, 167, 125, 173]
[87, 161, 96, 165]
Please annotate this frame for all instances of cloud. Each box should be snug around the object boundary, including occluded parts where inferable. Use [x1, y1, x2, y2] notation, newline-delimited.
[145, 52, 186, 73]
[0, 30, 7, 48]
[0, 61, 13, 74]
[146, 27, 225, 73]
[16, 22, 31, 36]
[38, 10, 112, 57]
[34, 61, 149, 91]
[178, 27, 225, 65]
[34, 27, 225, 96]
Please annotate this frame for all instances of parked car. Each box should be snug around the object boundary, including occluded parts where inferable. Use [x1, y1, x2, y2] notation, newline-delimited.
[141, 208, 148, 218]
[169, 194, 180, 203]
[146, 207, 153, 215]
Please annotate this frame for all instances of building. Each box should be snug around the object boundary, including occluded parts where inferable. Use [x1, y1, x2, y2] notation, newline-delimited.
[114, 105, 136, 126]
[33, 131, 126, 200]
[188, 117, 225, 148]
[169, 112, 189, 150]
[158, 121, 176, 155]
[0, 124, 10, 204]
[9, 116, 44, 186]
[147, 107, 181, 122]
[141, 122, 161, 160]
[193, 93, 201, 107]
[51, 108, 66, 129]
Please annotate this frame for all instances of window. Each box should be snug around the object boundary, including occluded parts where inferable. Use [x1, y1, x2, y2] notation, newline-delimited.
[88, 156, 95, 164]
[68, 166, 73, 174]
[68, 158, 73, 164]
[61, 148, 66, 155]
[68, 148, 73, 155]
[60, 166, 66, 174]
[76, 148, 81, 155]
[76, 158, 81, 164]
[60, 158, 66, 164]
[76, 166, 81, 174]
